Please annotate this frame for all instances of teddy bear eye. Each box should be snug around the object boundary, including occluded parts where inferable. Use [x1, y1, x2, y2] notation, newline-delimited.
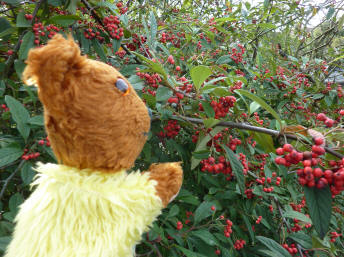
[115, 79, 129, 94]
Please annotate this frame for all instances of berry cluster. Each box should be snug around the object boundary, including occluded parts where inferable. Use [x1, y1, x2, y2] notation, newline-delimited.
[234, 239, 246, 250]
[159, 31, 184, 47]
[282, 243, 298, 255]
[229, 44, 245, 64]
[176, 77, 193, 93]
[21, 149, 40, 161]
[275, 143, 344, 196]
[103, 15, 123, 40]
[316, 112, 335, 128]
[158, 120, 180, 139]
[1, 104, 9, 112]
[24, 14, 33, 20]
[224, 219, 233, 237]
[200, 156, 232, 177]
[38, 137, 51, 147]
[199, 96, 236, 119]
[255, 216, 262, 224]
[83, 28, 104, 42]
[330, 231, 342, 242]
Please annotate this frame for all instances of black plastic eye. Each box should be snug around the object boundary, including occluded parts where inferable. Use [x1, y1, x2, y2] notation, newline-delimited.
[115, 79, 129, 93]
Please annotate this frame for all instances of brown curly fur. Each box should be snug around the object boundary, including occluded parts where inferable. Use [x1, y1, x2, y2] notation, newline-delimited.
[23, 34, 183, 204]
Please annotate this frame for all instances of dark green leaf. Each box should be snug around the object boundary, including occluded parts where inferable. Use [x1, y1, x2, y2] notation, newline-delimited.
[29, 115, 44, 126]
[194, 201, 215, 224]
[223, 146, 245, 194]
[112, 38, 122, 53]
[16, 12, 32, 27]
[203, 118, 220, 128]
[14, 60, 26, 79]
[156, 87, 173, 102]
[175, 245, 208, 257]
[9, 193, 23, 213]
[283, 210, 312, 224]
[216, 55, 232, 64]
[190, 230, 218, 246]
[92, 40, 107, 62]
[0, 147, 23, 168]
[18, 32, 35, 61]
[304, 186, 332, 239]
[5, 95, 31, 140]
[21, 162, 36, 185]
[201, 101, 215, 118]
[167, 205, 179, 218]
[256, 236, 292, 257]
[2, 0, 21, 5]
[0, 237, 11, 252]
[0, 81, 5, 96]
[288, 232, 312, 249]
[326, 7, 335, 20]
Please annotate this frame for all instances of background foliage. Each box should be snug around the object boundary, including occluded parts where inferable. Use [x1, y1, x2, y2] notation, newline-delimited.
[1, 0, 344, 256]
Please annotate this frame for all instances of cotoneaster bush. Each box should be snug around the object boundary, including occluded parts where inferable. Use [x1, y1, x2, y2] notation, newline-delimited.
[0, 0, 344, 256]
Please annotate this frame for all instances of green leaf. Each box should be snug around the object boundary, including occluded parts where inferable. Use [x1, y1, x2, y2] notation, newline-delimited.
[242, 214, 255, 243]
[249, 101, 261, 114]
[216, 55, 232, 64]
[132, 52, 168, 79]
[149, 11, 157, 44]
[201, 101, 215, 118]
[16, 12, 32, 27]
[252, 132, 275, 154]
[223, 146, 245, 195]
[49, 15, 79, 26]
[156, 86, 173, 102]
[326, 7, 335, 20]
[190, 230, 218, 246]
[0, 147, 23, 168]
[190, 66, 212, 91]
[2, 0, 21, 5]
[92, 40, 107, 62]
[304, 186, 332, 239]
[256, 236, 292, 257]
[194, 201, 215, 224]
[21, 162, 36, 185]
[258, 23, 277, 29]
[235, 89, 282, 128]
[175, 245, 208, 257]
[283, 210, 312, 224]
[0, 80, 5, 96]
[288, 232, 312, 249]
[167, 205, 179, 218]
[0, 17, 13, 41]
[29, 115, 44, 126]
[18, 31, 35, 60]
[112, 38, 122, 53]
[9, 193, 23, 213]
[203, 118, 220, 128]
[0, 237, 11, 252]
[14, 60, 26, 79]
[5, 95, 31, 140]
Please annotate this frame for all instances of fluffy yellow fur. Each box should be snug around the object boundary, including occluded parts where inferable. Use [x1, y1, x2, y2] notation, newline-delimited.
[5, 163, 163, 257]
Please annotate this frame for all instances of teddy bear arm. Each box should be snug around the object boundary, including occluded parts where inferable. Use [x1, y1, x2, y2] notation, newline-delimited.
[147, 162, 183, 207]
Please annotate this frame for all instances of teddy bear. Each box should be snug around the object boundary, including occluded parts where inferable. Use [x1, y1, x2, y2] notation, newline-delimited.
[5, 34, 183, 257]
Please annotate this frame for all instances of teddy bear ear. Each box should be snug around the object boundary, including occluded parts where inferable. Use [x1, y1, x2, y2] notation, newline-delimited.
[23, 34, 82, 86]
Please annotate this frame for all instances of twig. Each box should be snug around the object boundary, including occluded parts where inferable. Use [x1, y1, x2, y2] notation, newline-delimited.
[274, 197, 304, 257]
[161, 115, 344, 159]
[80, 0, 140, 63]
[0, 160, 25, 201]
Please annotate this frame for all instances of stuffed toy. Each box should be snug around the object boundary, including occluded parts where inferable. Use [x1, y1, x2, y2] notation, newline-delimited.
[5, 34, 183, 257]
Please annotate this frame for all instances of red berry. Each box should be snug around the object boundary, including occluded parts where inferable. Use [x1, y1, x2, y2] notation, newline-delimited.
[211, 205, 216, 211]
[314, 137, 324, 146]
[276, 147, 284, 155]
[313, 168, 323, 178]
[176, 66, 181, 71]
[324, 118, 334, 128]
[339, 109, 344, 116]
[317, 113, 327, 121]
[283, 143, 293, 153]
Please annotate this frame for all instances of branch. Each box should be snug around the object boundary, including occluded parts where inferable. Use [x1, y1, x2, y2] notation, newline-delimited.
[0, 160, 25, 201]
[80, 0, 140, 63]
[165, 115, 344, 159]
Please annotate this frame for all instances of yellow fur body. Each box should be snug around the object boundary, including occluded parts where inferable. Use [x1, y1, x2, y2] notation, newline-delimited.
[5, 163, 163, 257]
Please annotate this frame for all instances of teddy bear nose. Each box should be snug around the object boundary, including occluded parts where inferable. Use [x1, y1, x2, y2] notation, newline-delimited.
[115, 79, 129, 93]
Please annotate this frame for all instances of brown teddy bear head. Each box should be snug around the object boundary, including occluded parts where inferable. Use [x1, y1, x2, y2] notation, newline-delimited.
[23, 34, 150, 172]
